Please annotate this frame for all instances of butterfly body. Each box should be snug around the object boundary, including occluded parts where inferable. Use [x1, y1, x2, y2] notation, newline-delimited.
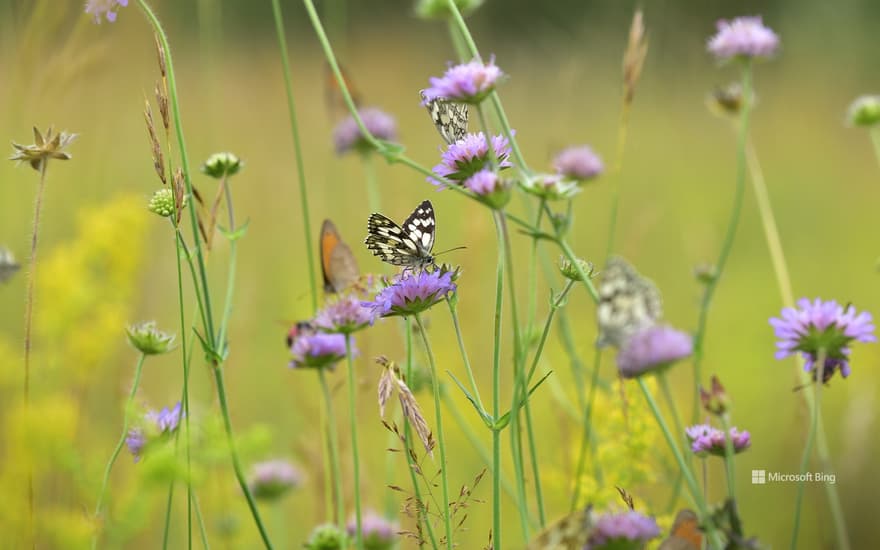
[365, 200, 436, 271]
[596, 256, 662, 348]
[420, 90, 468, 145]
[320, 219, 360, 294]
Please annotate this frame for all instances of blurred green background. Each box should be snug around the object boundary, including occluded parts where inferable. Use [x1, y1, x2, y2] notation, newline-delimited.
[2, 0, 880, 548]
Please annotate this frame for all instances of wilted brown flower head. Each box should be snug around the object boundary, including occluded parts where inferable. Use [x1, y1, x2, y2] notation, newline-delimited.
[10, 126, 77, 171]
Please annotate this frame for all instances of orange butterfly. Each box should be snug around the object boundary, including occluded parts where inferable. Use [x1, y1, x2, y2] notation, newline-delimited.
[324, 62, 362, 119]
[658, 510, 702, 550]
[320, 219, 360, 294]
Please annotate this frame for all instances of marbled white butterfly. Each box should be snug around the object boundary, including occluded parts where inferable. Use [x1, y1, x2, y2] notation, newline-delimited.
[596, 256, 662, 348]
[420, 90, 468, 145]
[365, 200, 436, 270]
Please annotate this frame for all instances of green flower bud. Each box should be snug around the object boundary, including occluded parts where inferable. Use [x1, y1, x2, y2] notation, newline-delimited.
[148, 189, 179, 218]
[693, 263, 717, 285]
[519, 173, 581, 201]
[559, 256, 595, 282]
[126, 321, 175, 355]
[305, 523, 349, 550]
[201, 152, 243, 179]
[847, 95, 880, 128]
[415, 0, 484, 20]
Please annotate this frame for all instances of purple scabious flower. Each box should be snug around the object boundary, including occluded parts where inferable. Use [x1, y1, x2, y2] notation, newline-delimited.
[333, 108, 398, 155]
[616, 326, 693, 379]
[464, 169, 511, 209]
[429, 132, 512, 187]
[586, 511, 661, 550]
[248, 459, 303, 500]
[422, 57, 504, 104]
[289, 332, 351, 370]
[85, 0, 128, 23]
[707, 16, 779, 61]
[686, 423, 751, 457]
[770, 298, 876, 382]
[126, 402, 184, 461]
[314, 295, 376, 334]
[363, 270, 457, 319]
[552, 145, 604, 182]
[347, 511, 398, 550]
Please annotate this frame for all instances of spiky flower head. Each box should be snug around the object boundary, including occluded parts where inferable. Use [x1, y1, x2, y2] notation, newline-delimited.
[85, 0, 128, 24]
[147, 188, 184, 218]
[770, 298, 876, 382]
[559, 256, 596, 282]
[463, 169, 511, 209]
[126, 321, 175, 355]
[333, 108, 398, 155]
[519, 173, 581, 201]
[552, 145, 604, 182]
[686, 423, 751, 457]
[126, 402, 184, 461]
[314, 294, 376, 334]
[289, 332, 350, 370]
[586, 510, 661, 550]
[248, 459, 303, 501]
[415, 0, 484, 20]
[707, 16, 779, 62]
[305, 523, 349, 550]
[421, 57, 504, 104]
[201, 152, 243, 179]
[429, 132, 512, 187]
[847, 95, 880, 128]
[363, 267, 457, 319]
[616, 325, 693, 379]
[347, 511, 398, 550]
[10, 126, 77, 171]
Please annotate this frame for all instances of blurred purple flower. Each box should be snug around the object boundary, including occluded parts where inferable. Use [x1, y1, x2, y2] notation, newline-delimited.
[126, 402, 183, 461]
[429, 132, 512, 187]
[552, 145, 604, 182]
[363, 270, 457, 318]
[289, 332, 350, 370]
[347, 511, 398, 550]
[586, 510, 661, 549]
[686, 423, 751, 457]
[770, 298, 875, 382]
[314, 295, 376, 334]
[707, 16, 779, 61]
[248, 459, 303, 500]
[85, 0, 128, 23]
[422, 57, 504, 104]
[616, 325, 693, 379]
[333, 108, 398, 155]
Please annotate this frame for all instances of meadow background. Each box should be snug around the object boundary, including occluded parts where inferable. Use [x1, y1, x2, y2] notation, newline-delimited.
[1, 0, 879, 548]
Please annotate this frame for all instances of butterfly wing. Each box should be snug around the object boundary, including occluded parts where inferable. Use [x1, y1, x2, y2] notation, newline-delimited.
[420, 90, 468, 145]
[365, 201, 436, 268]
[596, 256, 662, 348]
[526, 507, 594, 550]
[320, 219, 360, 293]
[0, 247, 20, 285]
[324, 61, 362, 118]
[658, 510, 702, 550]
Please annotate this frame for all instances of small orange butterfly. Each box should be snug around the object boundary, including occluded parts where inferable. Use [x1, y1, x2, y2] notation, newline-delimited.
[658, 509, 702, 550]
[324, 61, 362, 119]
[320, 219, 360, 294]
[526, 507, 594, 550]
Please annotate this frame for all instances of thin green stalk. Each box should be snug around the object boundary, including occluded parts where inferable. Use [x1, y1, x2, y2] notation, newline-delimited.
[270, 0, 318, 312]
[345, 335, 364, 550]
[318, 370, 344, 525]
[217, 175, 238, 346]
[718, 414, 737, 503]
[791, 349, 826, 550]
[362, 153, 381, 214]
[569, 348, 602, 511]
[658, 373, 688, 511]
[870, 127, 880, 170]
[691, 61, 753, 423]
[525, 199, 546, 361]
[404, 318, 440, 549]
[162, 483, 175, 550]
[193, 493, 210, 550]
[413, 315, 453, 549]
[490, 230, 504, 549]
[525, 281, 574, 385]
[446, 298, 484, 411]
[92, 353, 147, 548]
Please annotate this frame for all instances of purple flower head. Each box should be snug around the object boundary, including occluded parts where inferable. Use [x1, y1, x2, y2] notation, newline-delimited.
[333, 108, 398, 155]
[686, 423, 751, 457]
[85, 0, 128, 23]
[616, 325, 693, 379]
[430, 132, 512, 188]
[586, 510, 661, 550]
[464, 169, 511, 209]
[707, 16, 779, 61]
[314, 295, 376, 334]
[363, 269, 457, 319]
[552, 145, 604, 182]
[347, 511, 398, 550]
[248, 459, 303, 500]
[422, 57, 504, 104]
[770, 298, 876, 382]
[289, 332, 351, 370]
[126, 402, 184, 461]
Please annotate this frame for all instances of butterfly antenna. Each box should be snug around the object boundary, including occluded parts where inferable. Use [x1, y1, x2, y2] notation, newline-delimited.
[433, 245, 467, 257]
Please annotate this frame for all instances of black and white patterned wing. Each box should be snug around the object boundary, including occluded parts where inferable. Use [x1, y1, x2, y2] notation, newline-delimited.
[0, 247, 20, 285]
[365, 200, 436, 268]
[596, 256, 662, 348]
[420, 90, 468, 145]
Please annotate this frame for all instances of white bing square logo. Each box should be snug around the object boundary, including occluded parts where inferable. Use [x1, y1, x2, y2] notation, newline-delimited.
[751, 469, 766, 484]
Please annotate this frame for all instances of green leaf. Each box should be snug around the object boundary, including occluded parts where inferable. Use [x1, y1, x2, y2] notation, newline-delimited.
[217, 219, 250, 242]
[447, 371, 494, 428]
[193, 329, 224, 365]
[494, 371, 553, 430]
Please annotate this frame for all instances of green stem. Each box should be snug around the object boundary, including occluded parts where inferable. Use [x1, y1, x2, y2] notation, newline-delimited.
[362, 152, 381, 214]
[791, 349, 826, 550]
[870, 127, 880, 170]
[490, 227, 504, 549]
[92, 353, 147, 548]
[345, 335, 363, 550]
[525, 199, 546, 362]
[718, 414, 737, 503]
[413, 314, 453, 549]
[525, 281, 574, 385]
[691, 62, 753, 423]
[270, 0, 318, 312]
[161, 483, 175, 550]
[569, 348, 602, 511]
[658, 372, 688, 511]
[318, 370, 344, 526]
[446, 298, 484, 412]
[217, 175, 238, 346]
[193, 492, 211, 550]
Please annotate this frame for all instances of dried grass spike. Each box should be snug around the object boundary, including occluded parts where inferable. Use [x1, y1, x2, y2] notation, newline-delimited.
[397, 378, 434, 456]
[144, 100, 166, 184]
[622, 9, 648, 105]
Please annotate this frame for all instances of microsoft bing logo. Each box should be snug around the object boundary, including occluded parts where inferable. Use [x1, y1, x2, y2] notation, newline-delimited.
[751, 470, 766, 484]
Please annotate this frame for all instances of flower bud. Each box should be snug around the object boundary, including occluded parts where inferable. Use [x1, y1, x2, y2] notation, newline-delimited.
[148, 188, 180, 218]
[126, 321, 175, 355]
[201, 152, 243, 179]
[305, 523, 349, 550]
[847, 95, 880, 128]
